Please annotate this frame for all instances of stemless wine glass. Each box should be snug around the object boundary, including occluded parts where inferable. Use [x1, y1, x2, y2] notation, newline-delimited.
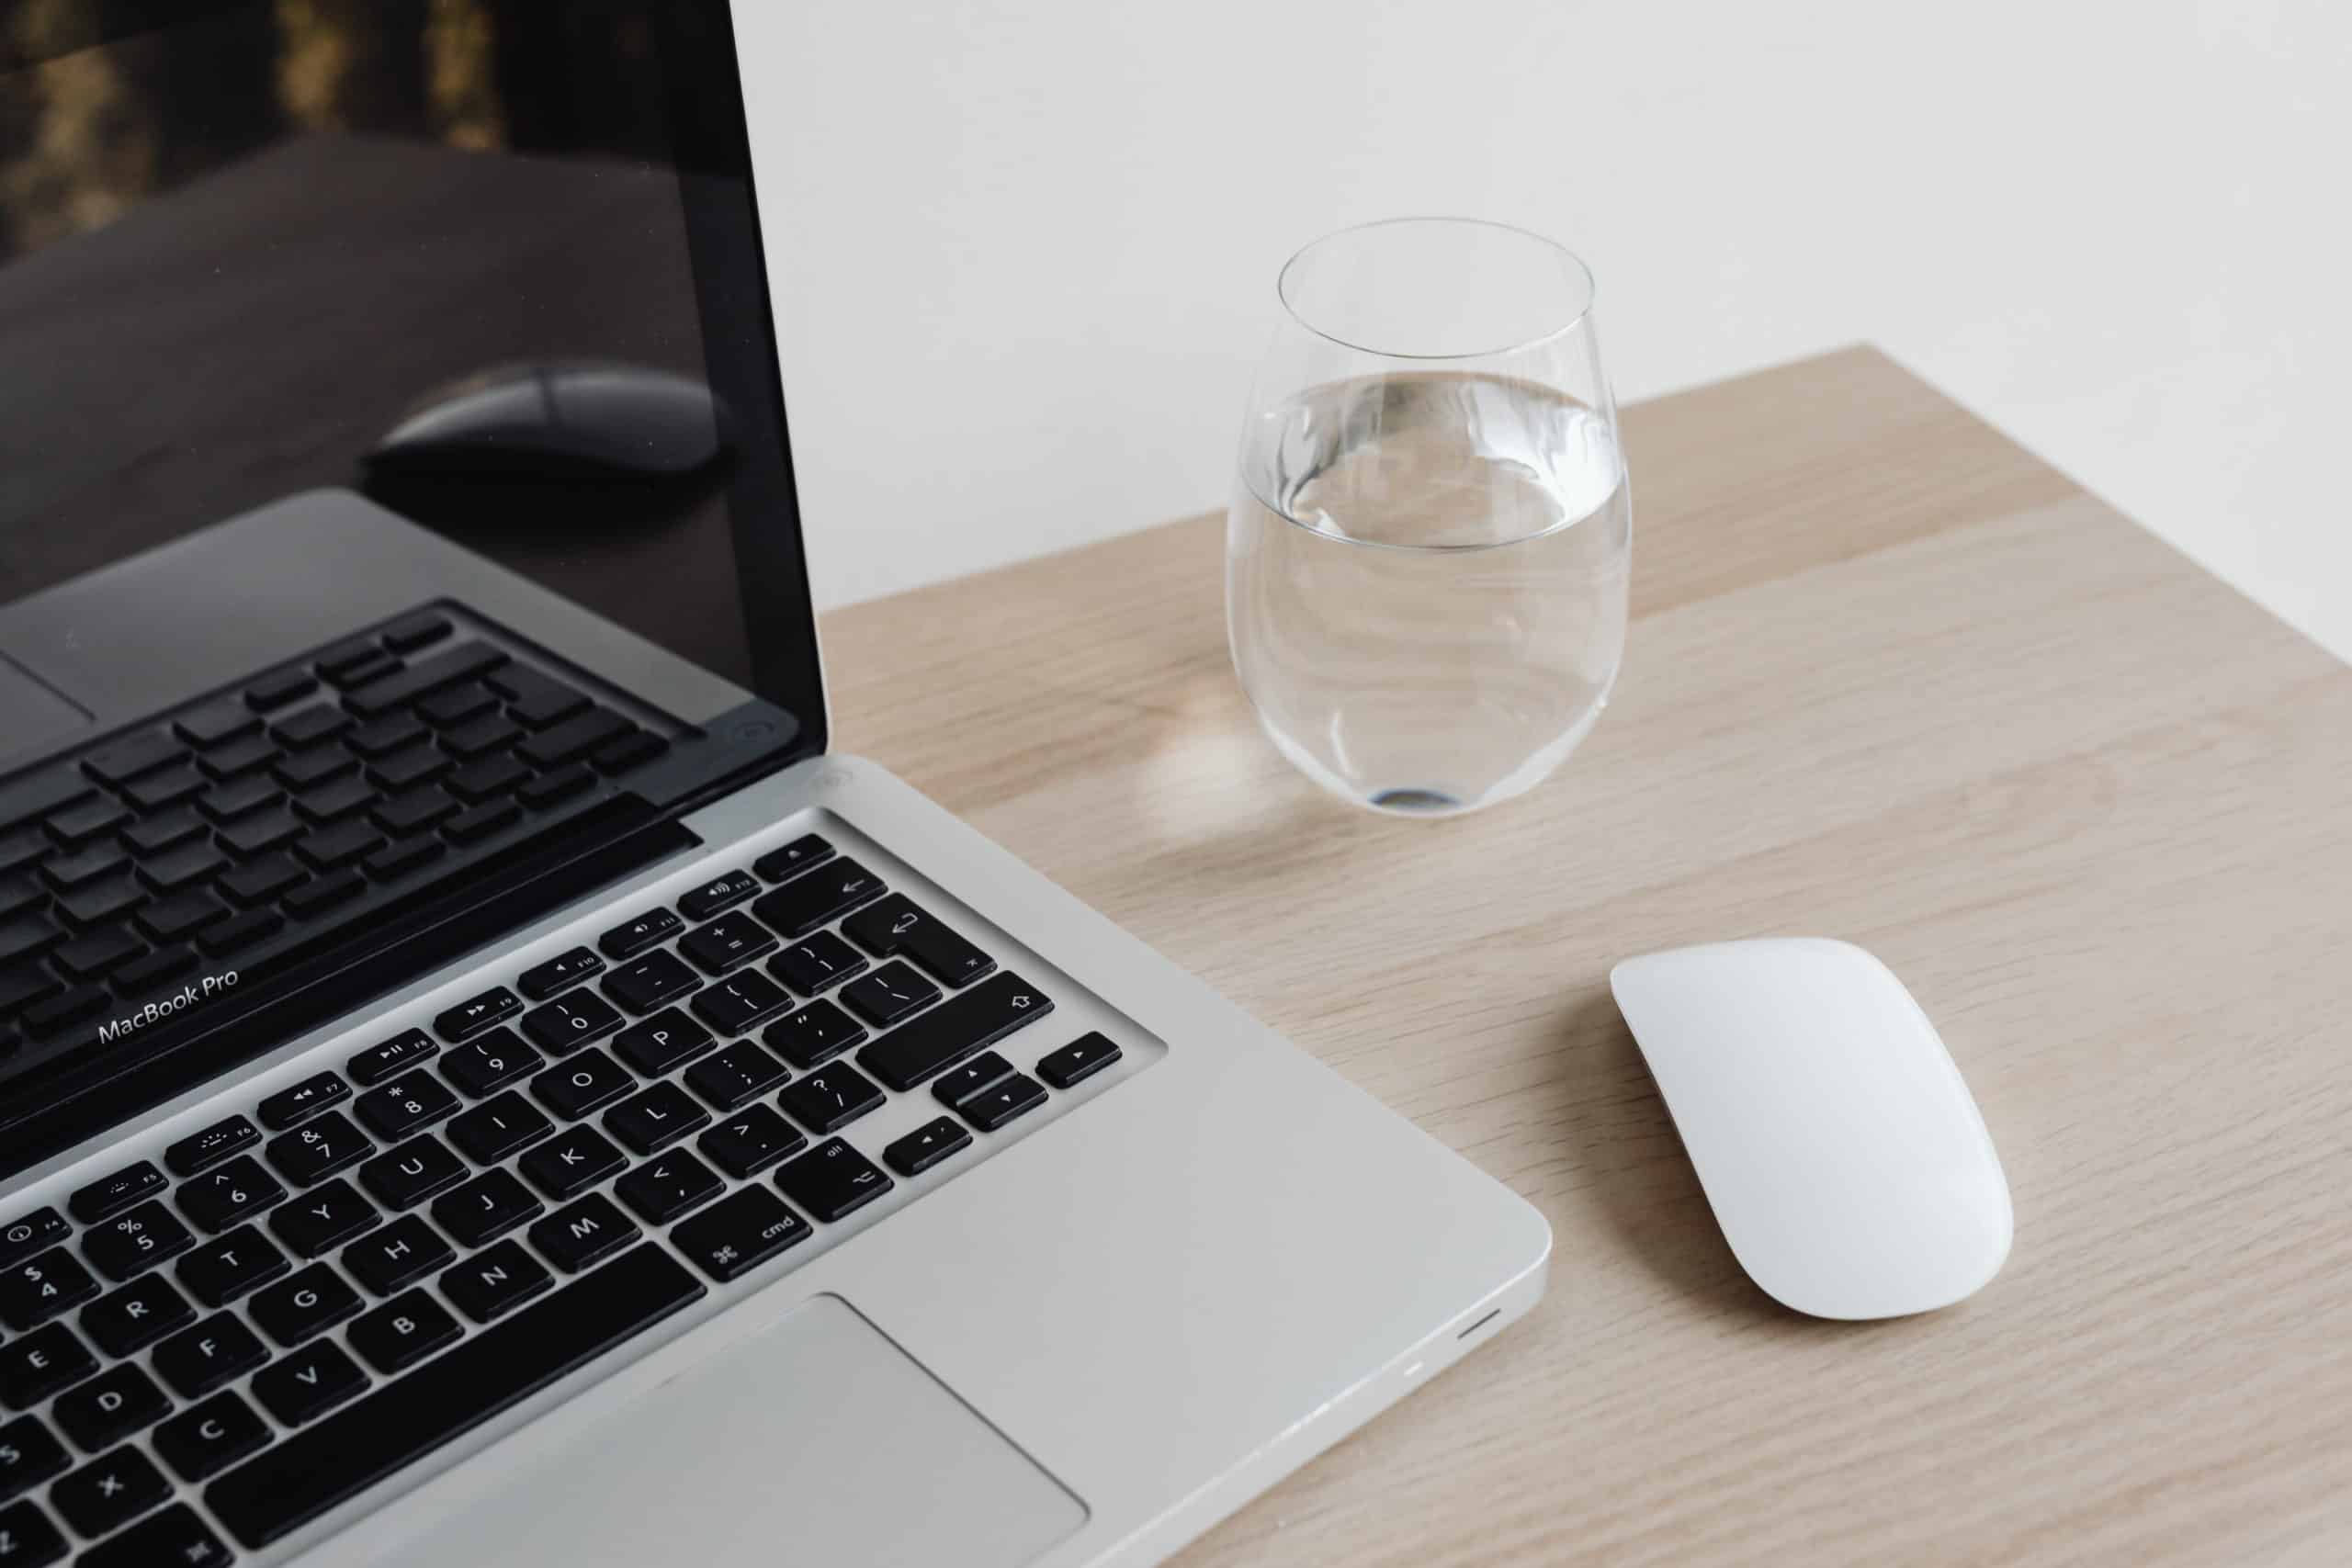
[1226, 218, 1630, 816]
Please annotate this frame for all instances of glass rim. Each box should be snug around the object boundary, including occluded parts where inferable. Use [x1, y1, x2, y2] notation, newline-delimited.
[1275, 216, 1599, 362]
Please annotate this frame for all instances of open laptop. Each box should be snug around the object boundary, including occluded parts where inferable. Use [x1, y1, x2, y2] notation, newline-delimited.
[0, 5, 1549, 1564]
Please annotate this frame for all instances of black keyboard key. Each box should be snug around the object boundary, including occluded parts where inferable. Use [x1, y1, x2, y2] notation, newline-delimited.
[596, 908, 680, 961]
[677, 868, 761, 923]
[678, 910, 779, 976]
[689, 971, 793, 1037]
[78, 1274, 194, 1358]
[0, 964, 57, 1021]
[51, 1445, 168, 1537]
[366, 835, 447, 880]
[0, 913, 61, 964]
[81, 1202, 194, 1282]
[446, 1092, 552, 1165]
[369, 744, 452, 795]
[515, 764, 594, 810]
[346, 1028, 436, 1088]
[314, 640, 384, 682]
[750, 856, 886, 939]
[372, 786, 458, 837]
[0, 1498, 63, 1566]
[347, 1290, 460, 1376]
[0, 773, 92, 836]
[593, 729, 668, 775]
[289, 773, 374, 824]
[152, 1314, 268, 1400]
[345, 714, 428, 760]
[83, 1504, 231, 1567]
[614, 1151, 724, 1225]
[176, 705, 259, 749]
[250, 1262, 362, 1348]
[514, 709, 628, 769]
[19, 987, 106, 1039]
[518, 946, 604, 1002]
[778, 1065, 886, 1135]
[344, 639, 507, 719]
[442, 799, 520, 844]
[445, 749, 527, 796]
[340, 1214, 456, 1298]
[153, 1394, 270, 1484]
[358, 1134, 468, 1211]
[274, 746, 357, 793]
[379, 612, 452, 654]
[43, 797, 129, 848]
[329, 649, 401, 690]
[134, 891, 226, 944]
[194, 773, 280, 825]
[122, 807, 208, 853]
[930, 1050, 1015, 1111]
[70, 1164, 166, 1224]
[604, 1082, 709, 1156]
[0, 1325, 94, 1410]
[603, 949, 697, 1015]
[0, 1250, 96, 1330]
[40, 844, 124, 892]
[283, 867, 364, 918]
[752, 833, 835, 884]
[245, 670, 317, 711]
[216, 849, 305, 905]
[762, 999, 865, 1070]
[433, 1169, 543, 1250]
[498, 671, 591, 729]
[962, 1072, 1049, 1133]
[293, 820, 382, 872]
[175, 1156, 285, 1235]
[520, 989, 625, 1056]
[52, 1363, 168, 1452]
[252, 1338, 368, 1427]
[532, 1048, 635, 1121]
[518, 1126, 627, 1201]
[1038, 1031, 1124, 1089]
[884, 1116, 973, 1178]
[613, 1008, 714, 1077]
[769, 931, 869, 996]
[682, 1039, 789, 1111]
[857, 973, 1054, 1093]
[112, 943, 195, 993]
[416, 683, 498, 728]
[671, 1187, 810, 1284]
[266, 1179, 379, 1258]
[52, 875, 143, 930]
[0, 1415, 69, 1501]
[206, 1243, 704, 1550]
[440, 1239, 551, 1325]
[256, 1071, 350, 1132]
[196, 907, 282, 957]
[775, 1138, 895, 1224]
[840, 961, 942, 1028]
[163, 1118, 259, 1183]
[354, 1072, 461, 1142]
[122, 763, 207, 812]
[435, 986, 519, 1042]
[0, 1213, 67, 1271]
[697, 1103, 805, 1179]
[51, 929, 145, 983]
[842, 894, 997, 988]
[195, 732, 277, 781]
[175, 1226, 290, 1309]
[527, 1193, 639, 1275]
[438, 1027, 541, 1098]
[81, 731, 184, 787]
[271, 704, 350, 748]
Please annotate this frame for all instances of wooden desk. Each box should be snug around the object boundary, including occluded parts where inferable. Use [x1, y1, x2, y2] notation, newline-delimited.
[820, 348, 2352, 1565]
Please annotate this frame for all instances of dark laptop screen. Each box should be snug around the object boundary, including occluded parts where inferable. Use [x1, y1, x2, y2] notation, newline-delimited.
[0, 0, 822, 735]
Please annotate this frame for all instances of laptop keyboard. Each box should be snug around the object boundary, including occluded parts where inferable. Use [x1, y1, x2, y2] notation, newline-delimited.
[0, 831, 1124, 1561]
[0, 608, 672, 1071]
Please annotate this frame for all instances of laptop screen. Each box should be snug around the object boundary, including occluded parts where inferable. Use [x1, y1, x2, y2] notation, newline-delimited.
[0, 0, 823, 740]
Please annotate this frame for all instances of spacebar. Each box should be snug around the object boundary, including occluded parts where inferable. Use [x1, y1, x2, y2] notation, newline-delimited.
[205, 1245, 706, 1550]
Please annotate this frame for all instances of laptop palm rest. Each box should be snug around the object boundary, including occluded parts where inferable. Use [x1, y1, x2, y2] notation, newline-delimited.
[393, 1292, 1087, 1566]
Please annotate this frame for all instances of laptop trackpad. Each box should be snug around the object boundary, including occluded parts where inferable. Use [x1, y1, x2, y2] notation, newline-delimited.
[393, 1293, 1086, 1566]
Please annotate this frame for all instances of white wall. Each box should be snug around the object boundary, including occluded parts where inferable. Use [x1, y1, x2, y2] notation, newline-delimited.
[736, 1, 2352, 663]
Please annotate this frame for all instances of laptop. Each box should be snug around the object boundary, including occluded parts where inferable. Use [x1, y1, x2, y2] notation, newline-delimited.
[0, 6, 1549, 1564]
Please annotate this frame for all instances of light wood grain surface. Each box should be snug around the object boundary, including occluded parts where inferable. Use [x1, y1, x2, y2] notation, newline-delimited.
[819, 346, 2352, 1566]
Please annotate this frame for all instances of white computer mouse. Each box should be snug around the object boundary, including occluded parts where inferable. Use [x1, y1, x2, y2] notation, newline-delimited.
[1609, 938, 2012, 1320]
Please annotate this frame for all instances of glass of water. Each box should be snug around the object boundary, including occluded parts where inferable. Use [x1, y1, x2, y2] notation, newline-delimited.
[1227, 218, 1630, 816]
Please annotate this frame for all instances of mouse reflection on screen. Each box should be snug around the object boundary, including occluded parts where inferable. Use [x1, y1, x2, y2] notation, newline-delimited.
[365, 362, 733, 482]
